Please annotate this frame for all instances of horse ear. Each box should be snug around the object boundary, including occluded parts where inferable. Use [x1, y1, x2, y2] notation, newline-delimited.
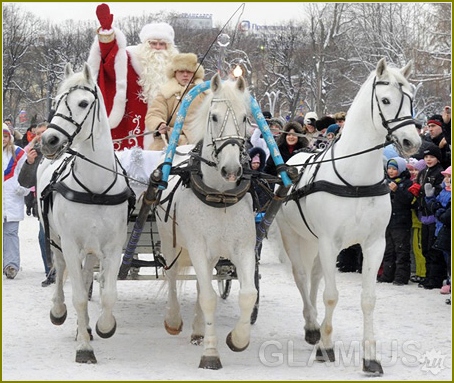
[83, 63, 94, 83]
[400, 60, 413, 79]
[211, 73, 222, 93]
[236, 76, 246, 93]
[64, 63, 74, 78]
[376, 58, 387, 77]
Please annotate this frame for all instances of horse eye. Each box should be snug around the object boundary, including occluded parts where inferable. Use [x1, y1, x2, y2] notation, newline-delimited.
[79, 100, 89, 108]
[212, 115, 218, 123]
[382, 98, 390, 105]
[242, 116, 247, 123]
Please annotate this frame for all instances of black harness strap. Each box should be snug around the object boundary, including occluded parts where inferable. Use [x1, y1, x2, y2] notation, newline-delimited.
[52, 182, 133, 205]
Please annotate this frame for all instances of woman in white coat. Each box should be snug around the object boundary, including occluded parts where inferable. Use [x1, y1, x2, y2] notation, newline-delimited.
[3, 124, 30, 279]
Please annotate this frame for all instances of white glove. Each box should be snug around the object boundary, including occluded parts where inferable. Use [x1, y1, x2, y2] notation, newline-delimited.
[424, 183, 435, 197]
[15, 186, 31, 197]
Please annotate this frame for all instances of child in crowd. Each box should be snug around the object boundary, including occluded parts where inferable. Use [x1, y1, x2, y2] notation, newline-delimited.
[378, 157, 414, 285]
[425, 166, 451, 300]
[407, 158, 427, 283]
[410, 144, 445, 289]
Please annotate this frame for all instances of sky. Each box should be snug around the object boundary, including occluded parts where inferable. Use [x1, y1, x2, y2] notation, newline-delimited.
[11, 2, 308, 26]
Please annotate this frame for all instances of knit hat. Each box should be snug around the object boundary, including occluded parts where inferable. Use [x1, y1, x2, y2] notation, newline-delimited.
[387, 157, 407, 175]
[251, 154, 261, 164]
[407, 157, 426, 172]
[441, 166, 451, 177]
[3, 123, 12, 137]
[326, 124, 340, 135]
[166, 53, 204, 80]
[139, 22, 175, 45]
[423, 143, 442, 162]
[427, 114, 443, 127]
[304, 111, 318, 126]
[268, 118, 284, 130]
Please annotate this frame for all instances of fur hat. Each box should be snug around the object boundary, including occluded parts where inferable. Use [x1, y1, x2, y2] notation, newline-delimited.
[387, 157, 407, 175]
[423, 143, 442, 162]
[315, 116, 336, 132]
[139, 22, 175, 45]
[166, 53, 204, 80]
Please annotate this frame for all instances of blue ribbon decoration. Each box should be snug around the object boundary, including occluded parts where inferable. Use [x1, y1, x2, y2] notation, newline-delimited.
[160, 80, 291, 189]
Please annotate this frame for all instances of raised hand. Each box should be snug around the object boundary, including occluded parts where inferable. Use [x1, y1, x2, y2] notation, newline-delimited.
[96, 3, 114, 30]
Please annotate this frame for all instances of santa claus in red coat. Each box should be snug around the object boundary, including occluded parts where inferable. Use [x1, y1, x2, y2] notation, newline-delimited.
[87, 3, 179, 150]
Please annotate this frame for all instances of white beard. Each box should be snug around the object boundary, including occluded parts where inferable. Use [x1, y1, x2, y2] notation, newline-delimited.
[136, 43, 179, 103]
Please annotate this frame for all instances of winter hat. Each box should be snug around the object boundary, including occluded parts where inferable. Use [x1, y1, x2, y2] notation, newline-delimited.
[268, 118, 284, 130]
[441, 166, 452, 177]
[304, 111, 318, 126]
[423, 143, 442, 162]
[139, 22, 175, 45]
[251, 154, 261, 164]
[407, 157, 426, 172]
[427, 114, 443, 127]
[166, 53, 204, 80]
[3, 123, 12, 137]
[326, 124, 340, 135]
[315, 116, 336, 132]
[387, 157, 407, 175]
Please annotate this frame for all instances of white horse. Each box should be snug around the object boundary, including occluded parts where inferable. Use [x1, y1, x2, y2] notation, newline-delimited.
[37, 63, 133, 363]
[276, 58, 421, 374]
[155, 74, 257, 369]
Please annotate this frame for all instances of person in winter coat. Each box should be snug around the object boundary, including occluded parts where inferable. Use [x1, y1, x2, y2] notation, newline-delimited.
[408, 143, 445, 289]
[87, 3, 179, 150]
[3, 124, 30, 279]
[145, 53, 206, 150]
[250, 117, 283, 160]
[264, 121, 309, 176]
[248, 146, 272, 260]
[378, 157, 414, 285]
[18, 122, 55, 287]
[424, 165, 451, 295]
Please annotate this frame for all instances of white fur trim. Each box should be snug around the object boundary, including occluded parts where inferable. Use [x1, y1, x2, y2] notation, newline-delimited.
[139, 22, 175, 45]
[87, 28, 127, 129]
[126, 45, 143, 78]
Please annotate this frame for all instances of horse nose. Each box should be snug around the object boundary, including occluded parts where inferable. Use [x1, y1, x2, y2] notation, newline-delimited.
[221, 165, 243, 182]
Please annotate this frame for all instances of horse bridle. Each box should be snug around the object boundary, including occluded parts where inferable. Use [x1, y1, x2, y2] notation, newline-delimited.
[208, 98, 248, 164]
[371, 77, 415, 141]
[48, 85, 100, 154]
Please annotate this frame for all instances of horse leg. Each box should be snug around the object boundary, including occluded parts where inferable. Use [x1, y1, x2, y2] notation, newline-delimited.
[95, 249, 119, 339]
[315, 239, 338, 363]
[225, 251, 257, 352]
[360, 241, 385, 375]
[308, 254, 323, 344]
[281, 226, 320, 344]
[191, 281, 204, 345]
[65, 250, 96, 363]
[191, 255, 222, 370]
[50, 250, 67, 325]
[164, 252, 183, 335]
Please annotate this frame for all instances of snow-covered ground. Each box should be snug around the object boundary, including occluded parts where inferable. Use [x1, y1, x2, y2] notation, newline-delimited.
[2, 214, 452, 380]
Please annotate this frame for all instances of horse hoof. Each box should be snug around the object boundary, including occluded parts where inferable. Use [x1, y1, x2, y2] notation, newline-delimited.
[226, 332, 249, 352]
[164, 320, 183, 335]
[199, 355, 222, 370]
[75, 349, 97, 364]
[305, 329, 321, 345]
[96, 319, 116, 339]
[316, 348, 335, 362]
[363, 359, 384, 375]
[50, 308, 67, 326]
[190, 334, 204, 345]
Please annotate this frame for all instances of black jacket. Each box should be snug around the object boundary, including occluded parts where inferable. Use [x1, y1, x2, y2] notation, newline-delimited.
[387, 170, 414, 229]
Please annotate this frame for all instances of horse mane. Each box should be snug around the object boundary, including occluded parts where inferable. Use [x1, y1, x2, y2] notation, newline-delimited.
[57, 70, 92, 95]
[190, 78, 251, 144]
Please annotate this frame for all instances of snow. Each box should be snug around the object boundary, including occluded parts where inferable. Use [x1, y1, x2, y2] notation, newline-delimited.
[2, 214, 452, 380]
